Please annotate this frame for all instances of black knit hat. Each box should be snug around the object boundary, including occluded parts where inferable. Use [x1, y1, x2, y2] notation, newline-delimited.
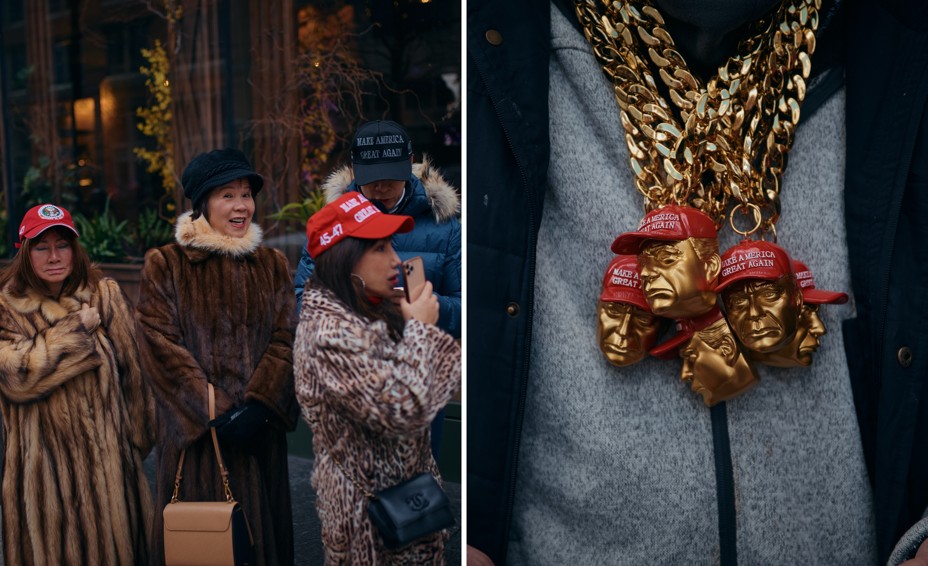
[181, 149, 264, 207]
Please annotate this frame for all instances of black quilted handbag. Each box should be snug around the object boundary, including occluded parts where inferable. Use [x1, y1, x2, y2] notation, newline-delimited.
[366, 472, 454, 549]
[331, 454, 454, 549]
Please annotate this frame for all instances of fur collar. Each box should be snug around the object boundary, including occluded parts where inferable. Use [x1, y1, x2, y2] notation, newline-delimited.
[301, 285, 392, 341]
[2, 281, 93, 321]
[174, 211, 263, 258]
[322, 156, 460, 222]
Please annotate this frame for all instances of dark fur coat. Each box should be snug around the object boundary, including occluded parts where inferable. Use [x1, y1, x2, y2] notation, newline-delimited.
[295, 286, 461, 565]
[0, 277, 155, 565]
[136, 212, 298, 566]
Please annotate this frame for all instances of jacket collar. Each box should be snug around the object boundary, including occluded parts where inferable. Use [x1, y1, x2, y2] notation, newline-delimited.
[2, 281, 93, 321]
[174, 211, 262, 262]
[322, 157, 460, 222]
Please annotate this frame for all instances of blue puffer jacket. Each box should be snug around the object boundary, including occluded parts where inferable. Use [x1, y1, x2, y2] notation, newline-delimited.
[295, 159, 461, 338]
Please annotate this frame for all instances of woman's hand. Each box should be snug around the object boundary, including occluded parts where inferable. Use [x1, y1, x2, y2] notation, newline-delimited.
[78, 304, 100, 332]
[400, 281, 439, 325]
[901, 538, 928, 566]
[467, 545, 495, 566]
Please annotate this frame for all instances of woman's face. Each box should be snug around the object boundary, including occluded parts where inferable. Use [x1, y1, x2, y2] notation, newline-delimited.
[206, 178, 255, 238]
[29, 229, 73, 295]
[353, 238, 402, 300]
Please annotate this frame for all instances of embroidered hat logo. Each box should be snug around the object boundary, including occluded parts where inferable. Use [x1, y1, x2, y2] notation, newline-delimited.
[38, 205, 65, 220]
[304, 192, 414, 257]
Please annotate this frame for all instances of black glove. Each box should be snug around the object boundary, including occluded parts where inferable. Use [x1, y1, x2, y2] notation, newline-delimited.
[208, 400, 274, 446]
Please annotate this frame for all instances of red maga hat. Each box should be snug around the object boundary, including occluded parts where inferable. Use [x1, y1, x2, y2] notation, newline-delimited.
[715, 239, 792, 293]
[305, 192, 414, 258]
[16, 204, 79, 249]
[649, 306, 725, 359]
[612, 204, 717, 254]
[599, 255, 650, 312]
[792, 259, 848, 305]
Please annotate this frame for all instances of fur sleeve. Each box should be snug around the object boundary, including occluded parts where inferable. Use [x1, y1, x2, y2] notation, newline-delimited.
[95, 278, 157, 454]
[136, 248, 234, 448]
[0, 302, 102, 403]
[244, 249, 299, 430]
[300, 315, 460, 437]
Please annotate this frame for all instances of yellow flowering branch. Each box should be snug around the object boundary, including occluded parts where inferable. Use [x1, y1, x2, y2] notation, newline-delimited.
[134, 39, 175, 218]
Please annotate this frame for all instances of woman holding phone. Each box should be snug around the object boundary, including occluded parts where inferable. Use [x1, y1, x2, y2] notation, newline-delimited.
[294, 192, 461, 565]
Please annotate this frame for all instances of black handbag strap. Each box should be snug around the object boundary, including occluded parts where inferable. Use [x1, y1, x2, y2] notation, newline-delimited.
[170, 382, 237, 504]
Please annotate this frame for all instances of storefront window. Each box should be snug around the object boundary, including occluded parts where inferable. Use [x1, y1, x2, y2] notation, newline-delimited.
[0, 1, 460, 265]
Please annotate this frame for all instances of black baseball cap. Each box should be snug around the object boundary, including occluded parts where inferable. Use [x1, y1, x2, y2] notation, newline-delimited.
[350, 120, 413, 186]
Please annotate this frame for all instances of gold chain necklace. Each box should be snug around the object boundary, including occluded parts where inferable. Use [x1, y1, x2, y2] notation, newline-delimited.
[575, 0, 820, 234]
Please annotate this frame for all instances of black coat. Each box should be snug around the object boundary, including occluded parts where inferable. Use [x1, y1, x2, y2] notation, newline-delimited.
[467, 0, 928, 563]
[844, 0, 928, 562]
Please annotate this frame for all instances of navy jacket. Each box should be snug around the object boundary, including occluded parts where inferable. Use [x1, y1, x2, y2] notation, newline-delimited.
[467, 0, 928, 563]
[295, 161, 461, 338]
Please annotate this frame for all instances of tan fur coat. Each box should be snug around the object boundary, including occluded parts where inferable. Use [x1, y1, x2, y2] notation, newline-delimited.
[295, 286, 461, 565]
[136, 212, 298, 566]
[0, 277, 155, 565]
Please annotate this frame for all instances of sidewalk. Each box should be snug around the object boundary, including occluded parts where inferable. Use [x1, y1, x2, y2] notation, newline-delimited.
[0, 453, 461, 565]
[287, 455, 462, 565]
[144, 454, 462, 565]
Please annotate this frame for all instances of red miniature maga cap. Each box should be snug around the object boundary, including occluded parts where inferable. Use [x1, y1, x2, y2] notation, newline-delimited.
[599, 255, 650, 312]
[305, 192, 414, 257]
[792, 259, 848, 305]
[648, 306, 725, 360]
[16, 204, 79, 249]
[715, 239, 792, 293]
[612, 204, 718, 254]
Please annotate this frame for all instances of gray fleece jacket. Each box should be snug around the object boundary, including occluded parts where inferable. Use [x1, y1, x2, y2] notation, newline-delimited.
[505, 6, 928, 565]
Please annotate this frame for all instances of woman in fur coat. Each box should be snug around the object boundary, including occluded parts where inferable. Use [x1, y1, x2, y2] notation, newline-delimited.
[0, 204, 155, 565]
[136, 149, 298, 566]
[295, 192, 461, 565]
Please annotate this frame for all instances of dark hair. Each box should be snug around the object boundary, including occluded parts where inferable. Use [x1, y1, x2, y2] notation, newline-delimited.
[190, 198, 210, 221]
[0, 227, 101, 298]
[313, 236, 404, 340]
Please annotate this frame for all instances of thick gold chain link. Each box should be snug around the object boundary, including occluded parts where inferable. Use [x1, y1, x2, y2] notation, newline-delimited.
[575, 0, 820, 232]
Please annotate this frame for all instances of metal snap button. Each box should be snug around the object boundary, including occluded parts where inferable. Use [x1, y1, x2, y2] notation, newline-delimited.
[898, 346, 913, 368]
[506, 302, 519, 317]
[486, 29, 503, 46]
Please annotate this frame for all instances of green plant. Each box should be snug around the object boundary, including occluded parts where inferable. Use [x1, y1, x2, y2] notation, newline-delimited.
[72, 199, 131, 263]
[133, 208, 174, 254]
[267, 190, 328, 229]
[22, 157, 54, 209]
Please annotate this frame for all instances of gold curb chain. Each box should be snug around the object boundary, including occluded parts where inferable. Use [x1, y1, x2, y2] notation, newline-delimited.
[575, 0, 820, 233]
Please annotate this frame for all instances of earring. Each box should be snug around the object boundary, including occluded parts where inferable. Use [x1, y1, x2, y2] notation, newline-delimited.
[351, 273, 367, 291]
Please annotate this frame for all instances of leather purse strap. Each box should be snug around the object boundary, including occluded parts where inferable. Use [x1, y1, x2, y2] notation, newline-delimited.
[329, 451, 377, 500]
[170, 382, 237, 504]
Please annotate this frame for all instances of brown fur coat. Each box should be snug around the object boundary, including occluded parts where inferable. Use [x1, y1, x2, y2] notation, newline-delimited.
[294, 286, 461, 565]
[136, 212, 298, 566]
[0, 277, 155, 565]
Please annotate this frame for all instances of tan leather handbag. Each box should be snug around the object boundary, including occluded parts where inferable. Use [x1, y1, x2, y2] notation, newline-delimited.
[163, 383, 255, 566]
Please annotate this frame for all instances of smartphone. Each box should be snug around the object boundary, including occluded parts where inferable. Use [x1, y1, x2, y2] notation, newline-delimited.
[400, 256, 426, 303]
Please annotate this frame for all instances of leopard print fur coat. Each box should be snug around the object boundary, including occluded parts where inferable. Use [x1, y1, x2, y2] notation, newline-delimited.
[294, 286, 461, 565]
